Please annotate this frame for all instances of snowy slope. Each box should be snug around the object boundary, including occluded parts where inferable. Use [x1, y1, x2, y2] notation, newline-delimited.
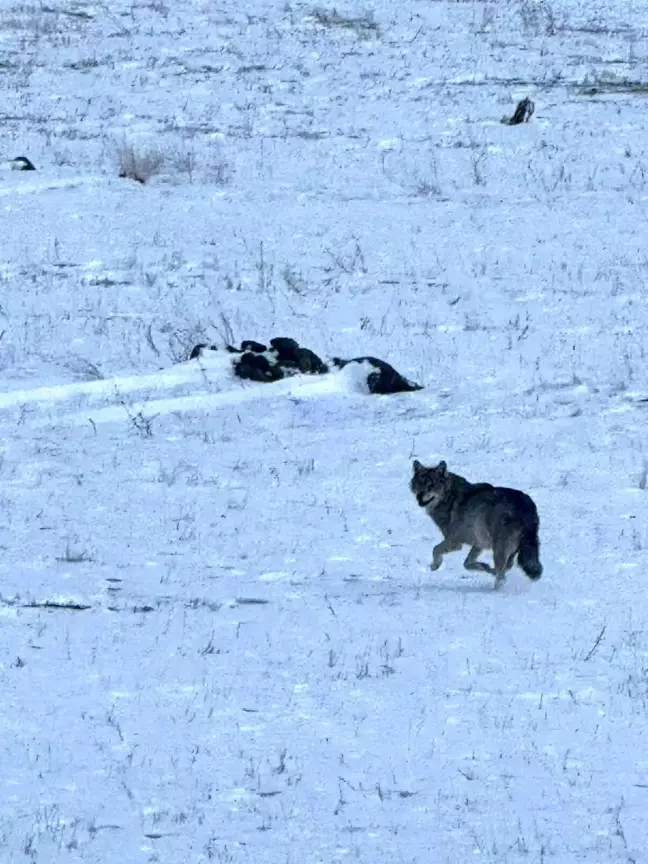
[2, 0, 648, 862]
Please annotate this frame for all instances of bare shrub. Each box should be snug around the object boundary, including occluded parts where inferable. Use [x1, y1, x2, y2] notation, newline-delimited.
[64, 355, 104, 381]
[518, 0, 556, 37]
[208, 158, 230, 185]
[3, 7, 61, 36]
[117, 143, 165, 184]
[155, 324, 212, 363]
[173, 147, 198, 183]
[56, 542, 93, 564]
[118, 395, 159, 437]
[172, 146, 229, 185]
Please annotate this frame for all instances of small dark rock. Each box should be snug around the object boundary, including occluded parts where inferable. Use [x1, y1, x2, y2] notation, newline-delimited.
[242, 340, 267, 353]
[118, 171, 144, 184]
[189, 343, 218, 360]
[502, 97, 535, 126]
[12, 156, 36, 171]
[235, 352, 284, 383]
[227, 341, 268, 354]
[269, 337, 301, 364]
[295, 347, 328, 374]
[333, 356, 422, 394]
[191, 334, 422, 395]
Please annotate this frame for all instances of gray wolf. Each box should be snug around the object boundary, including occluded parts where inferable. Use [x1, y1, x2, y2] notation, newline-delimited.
[410, 459, 542, 586]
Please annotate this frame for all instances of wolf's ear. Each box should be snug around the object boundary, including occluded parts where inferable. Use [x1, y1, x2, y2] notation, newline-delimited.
[412, 459, 423, 473]
[436, 460, 447, 476]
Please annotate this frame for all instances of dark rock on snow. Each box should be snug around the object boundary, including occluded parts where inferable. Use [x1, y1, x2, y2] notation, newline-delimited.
[11, 156, 36, 171]
[502, 97, 534, 126]
[189, 337, 422, 395]
[234, 352, 284, 383]
[269, 338, 328, 374]
[189, 343, 218, 360]
[226, 341, 267, 354]
[332, 357, 423, 395]
[268, 337, 301, 362]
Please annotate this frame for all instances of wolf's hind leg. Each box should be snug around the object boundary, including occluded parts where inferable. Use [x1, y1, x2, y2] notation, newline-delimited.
[431, 539, 462, 571]
[464, 545, 496, 575]
[493, 544, 514, 587]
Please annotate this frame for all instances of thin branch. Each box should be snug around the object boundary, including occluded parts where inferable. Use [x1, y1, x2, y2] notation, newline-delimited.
[584, 624, 606, 661]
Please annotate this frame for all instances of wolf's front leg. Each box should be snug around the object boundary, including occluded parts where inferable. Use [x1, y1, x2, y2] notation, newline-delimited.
[431, 539, 462, 571]
[464, 545, 496, 575]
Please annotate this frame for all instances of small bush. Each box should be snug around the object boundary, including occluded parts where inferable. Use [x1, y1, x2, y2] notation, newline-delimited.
[117, 143, 165, 184]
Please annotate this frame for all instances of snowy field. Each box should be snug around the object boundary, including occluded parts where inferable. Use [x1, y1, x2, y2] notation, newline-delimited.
[2, 0, 648, 861]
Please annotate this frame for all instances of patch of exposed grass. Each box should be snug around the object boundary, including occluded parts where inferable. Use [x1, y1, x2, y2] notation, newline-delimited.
[577, 81, 648, 97]
[311, 7, 380, 39]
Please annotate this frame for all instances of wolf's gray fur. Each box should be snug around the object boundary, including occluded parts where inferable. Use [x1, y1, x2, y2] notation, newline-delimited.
[410, 459, 542, 587]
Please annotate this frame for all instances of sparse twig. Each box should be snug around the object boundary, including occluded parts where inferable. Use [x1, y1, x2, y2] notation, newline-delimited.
[117, 393, 158, 437]
[215, 312, 235, 347]
[584, 624, 607, 661]
[56, 542, 93, 563]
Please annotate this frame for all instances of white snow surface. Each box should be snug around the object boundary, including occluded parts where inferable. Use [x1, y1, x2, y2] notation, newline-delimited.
[2, 0, 648, 861]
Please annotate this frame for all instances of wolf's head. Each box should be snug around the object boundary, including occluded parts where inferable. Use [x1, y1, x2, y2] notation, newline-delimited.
[410, 459, 450, 508]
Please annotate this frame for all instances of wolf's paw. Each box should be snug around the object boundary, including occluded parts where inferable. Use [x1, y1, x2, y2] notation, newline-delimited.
[494, 576, 506, 590]
[430, 560, 442, 572]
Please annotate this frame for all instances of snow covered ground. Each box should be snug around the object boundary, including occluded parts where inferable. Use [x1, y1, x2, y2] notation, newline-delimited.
[2, 0, 648, 861]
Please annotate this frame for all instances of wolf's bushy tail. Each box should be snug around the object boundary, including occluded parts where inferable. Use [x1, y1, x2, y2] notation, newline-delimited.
[518, 525, 542, 580]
